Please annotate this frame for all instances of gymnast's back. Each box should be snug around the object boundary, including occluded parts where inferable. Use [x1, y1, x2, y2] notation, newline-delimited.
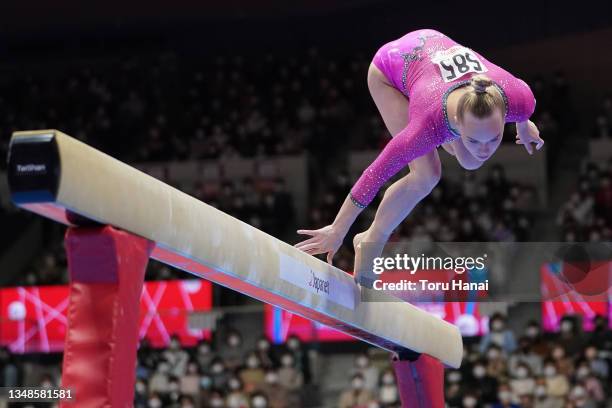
[371, 28, 536, 126]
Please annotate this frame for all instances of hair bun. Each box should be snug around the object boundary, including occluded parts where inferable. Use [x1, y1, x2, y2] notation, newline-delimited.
[471, 75, 493, 94]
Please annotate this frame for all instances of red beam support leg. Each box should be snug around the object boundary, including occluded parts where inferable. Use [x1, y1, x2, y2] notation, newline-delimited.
[60, 225, 153, 407]
[392, 353, 445, 408]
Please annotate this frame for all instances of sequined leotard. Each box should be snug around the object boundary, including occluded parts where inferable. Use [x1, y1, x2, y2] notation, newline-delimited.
[349, 29, 536, 208]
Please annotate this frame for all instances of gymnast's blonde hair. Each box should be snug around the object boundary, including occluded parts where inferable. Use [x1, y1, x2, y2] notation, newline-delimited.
[457, 74, 506, 122]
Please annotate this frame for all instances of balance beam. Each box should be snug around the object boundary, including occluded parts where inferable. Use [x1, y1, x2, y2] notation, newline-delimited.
[7, 129, 463, 368]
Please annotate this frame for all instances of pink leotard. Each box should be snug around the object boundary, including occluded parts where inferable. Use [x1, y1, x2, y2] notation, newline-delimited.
[349, 29, 536, 208]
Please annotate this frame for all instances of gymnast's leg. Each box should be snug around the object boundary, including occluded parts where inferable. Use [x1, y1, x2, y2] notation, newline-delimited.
[353, 63, 442, 282]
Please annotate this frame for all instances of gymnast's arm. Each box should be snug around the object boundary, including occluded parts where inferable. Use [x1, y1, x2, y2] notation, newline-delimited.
[507, 77, 543, 154]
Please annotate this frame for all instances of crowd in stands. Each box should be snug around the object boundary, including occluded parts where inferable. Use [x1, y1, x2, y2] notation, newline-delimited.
[1, 313, 610, 407]
[557, 158, 612, 243]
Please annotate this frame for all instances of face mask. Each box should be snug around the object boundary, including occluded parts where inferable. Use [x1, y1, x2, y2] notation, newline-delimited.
[247, 357, 259, 368]
[572, 386, 586, 398]
[448, 371, 461, 383]
[281, 356, 293, 367]
[210, 398, 224, 408]
[135, 382, 146, 393]
[228, 379, 241, 391]
[265, 373, 279, 384]
[516, 367, 528, 379]
[526, 327, 539, 338]
[544, 366, 556, 377]
[487, 349, 500, 360]
[576, 367, 590, 379]
[560, 321, 573, 333]
[212, 364, 223, 374]
[463, 397, 477, 408]
[149, 398, 162, 408]
[473, 366, 486, 379]
[535, 386, 547, 397]
[228, 336, 240, 347]
[352, 379, 364, 390]
[491, 320, 504, 331]
[356, 357, 368, 368]
[251, 396, 267, 408]
[498, 390, 511, 402]
[287, 339, 299, 350]
[257, 340, 270, 351]
[382, 374, 395, 385]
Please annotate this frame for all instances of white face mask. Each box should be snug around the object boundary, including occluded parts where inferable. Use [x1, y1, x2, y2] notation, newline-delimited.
[544, 366, 557, 377]
[210, 398, 224, 408]
[576, 367, 590, 379]
[352, 379, 364, 390]
[265, 373, 279, 384]
[535, 386, 547, 397]
[135, 382, 146, 393]
[356, 357, 368, 368]
[463, 397, 477, 408]
[487, 349, 500, 360]
[281, 356, 293, 367]
[257, 340, 270, 351]
[382, 374, 395, 385]
[473, 366, 486, 379]
[498, 390, 511, 402]
[228, 379, 241, 391]
[448, 371, 461, 383]
[516, 367, 528, 379]
[228, 336, 240, 347]
[247, 357, 259, 368]
[251, 396, 267, 408]
[149, 398, 162, 408]
[526, 327, 539, 338]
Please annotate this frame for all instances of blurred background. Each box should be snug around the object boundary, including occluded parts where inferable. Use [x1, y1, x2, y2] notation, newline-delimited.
[0, 0, 611, 407]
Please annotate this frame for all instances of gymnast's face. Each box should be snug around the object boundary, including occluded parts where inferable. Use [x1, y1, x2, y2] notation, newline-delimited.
[457, 110, 504, 162]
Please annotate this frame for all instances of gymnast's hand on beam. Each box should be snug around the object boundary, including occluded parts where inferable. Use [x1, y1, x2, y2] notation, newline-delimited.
[515, 120, 544, 155]
[294, 225, 344, 265]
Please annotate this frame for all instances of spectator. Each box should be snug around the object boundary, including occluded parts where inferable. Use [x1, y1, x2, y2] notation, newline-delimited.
[239, 352, 266, 392]
[493, 383, 520, 408]
[509, 362, 536, 400]
[509, 336, 543, 376]
[469, 359, 499, 403]
[338, 373, 374, 408]
[195, 340, 216, 373]
[259, 369, 290, 408]
[351, 352, 379, 392]
[480, 314, 517, 355]
[163, 335, 189, 378]
[378, 368, 399, 407]
[219, 329, 246, 371]
[180, 361, 200, 399]
[225, 376, 249, 408]
[254, 336, 275, 369]
[543, 359, 570, 400]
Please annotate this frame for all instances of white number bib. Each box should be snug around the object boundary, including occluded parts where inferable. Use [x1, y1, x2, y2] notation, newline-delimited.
[431, 45, 488, 83]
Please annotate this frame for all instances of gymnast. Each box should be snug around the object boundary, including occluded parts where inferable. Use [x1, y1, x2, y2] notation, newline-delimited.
[295, 28, 544, 282]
